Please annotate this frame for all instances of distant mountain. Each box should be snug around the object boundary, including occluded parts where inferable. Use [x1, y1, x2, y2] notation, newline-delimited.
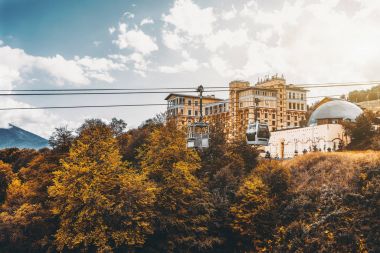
[0, 124, 49, 149]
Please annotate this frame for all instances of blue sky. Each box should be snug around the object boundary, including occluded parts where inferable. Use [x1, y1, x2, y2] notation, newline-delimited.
[1, 0, 380, 136]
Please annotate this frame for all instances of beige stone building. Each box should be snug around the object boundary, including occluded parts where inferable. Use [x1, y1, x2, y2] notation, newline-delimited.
[165, 93, 223, 127]
[165, 75, 308, 140]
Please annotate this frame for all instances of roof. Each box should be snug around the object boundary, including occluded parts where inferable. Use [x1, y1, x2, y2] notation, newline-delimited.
[238, 86, 278, 92]
[308, 99, 363, 126]
[165, 93, 223, 101]
[286, 84, 308, 91]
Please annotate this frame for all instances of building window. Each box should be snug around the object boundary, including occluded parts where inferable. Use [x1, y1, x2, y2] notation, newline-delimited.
[272, 114, 276, 119]
[195, 101, 198, 106]
[265, 113, 268, 118]
[301, 104, 304, 110]
[180, 109, 183, 115]
[287, 122, 291, 126]
[188, 100, 191, 106]
[188, 110, 192, 115]
[205, 108, 208, 115]
[195, 110, 198, 116]
[287, 115, 290, 120]
[294, 116, 298, 121]
[272, 121, 276, 126]
[289, 102, 291, 109]
[297, 104, 300, 110]
[301, 94, 304, 100]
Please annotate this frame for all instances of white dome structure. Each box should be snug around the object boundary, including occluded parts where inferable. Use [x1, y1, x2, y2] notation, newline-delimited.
[308, 99, 363, 126]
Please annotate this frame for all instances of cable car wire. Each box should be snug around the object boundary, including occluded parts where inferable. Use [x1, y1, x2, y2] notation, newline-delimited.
[0, 80, 379, 94]
[0, 103, 168, 111]
[0, 95, 349, 111]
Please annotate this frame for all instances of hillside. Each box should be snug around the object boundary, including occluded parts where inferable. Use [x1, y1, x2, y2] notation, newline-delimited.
[0, 117, 378, 252]
[276, 152, 380, 252]
[0, 124, 49, 149]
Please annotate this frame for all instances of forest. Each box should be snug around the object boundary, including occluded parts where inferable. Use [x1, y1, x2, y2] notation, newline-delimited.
[348, 84, 380, 103]
[0, 117, 379, 253]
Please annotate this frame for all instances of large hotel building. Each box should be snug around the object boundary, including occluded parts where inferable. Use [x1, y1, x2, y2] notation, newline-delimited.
[165, 75, 308, 140]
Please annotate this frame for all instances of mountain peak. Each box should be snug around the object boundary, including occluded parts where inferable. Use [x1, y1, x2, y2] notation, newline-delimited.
[0, 124, 49, 150]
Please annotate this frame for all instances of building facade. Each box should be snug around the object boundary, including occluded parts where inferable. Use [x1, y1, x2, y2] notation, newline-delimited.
[265, 99, 363, 159]
[266, 124, 349, 159]
[165, 93, 223, 128]
[165, 75, 308, 140]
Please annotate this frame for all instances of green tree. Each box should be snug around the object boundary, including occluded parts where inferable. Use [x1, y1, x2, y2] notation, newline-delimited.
[344, 111, 376, 150]
[49, 120, 156, 252]
[49, 126, 75, 154]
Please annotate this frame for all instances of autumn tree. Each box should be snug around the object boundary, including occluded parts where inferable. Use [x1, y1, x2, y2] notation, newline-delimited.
[0, 153, 58, 252]
[118, 115, 163, 167]
[139, 121, 217, 252]
[194, 121, 259, 252]
[0, 148, 39, 172]
[49, 119, 156, 252]
[0, 161, 13, 204]
[230, 161, 290, 251]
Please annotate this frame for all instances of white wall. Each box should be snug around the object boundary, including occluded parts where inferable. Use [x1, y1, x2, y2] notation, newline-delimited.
[265, 124, 348, 158]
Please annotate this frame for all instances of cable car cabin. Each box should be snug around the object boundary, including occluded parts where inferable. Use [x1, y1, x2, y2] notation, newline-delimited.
[187, 122, 209, 149]
[246, 121, 270, 146]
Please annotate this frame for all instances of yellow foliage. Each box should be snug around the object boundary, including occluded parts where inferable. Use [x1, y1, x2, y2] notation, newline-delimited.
[49, 123, 156, 252]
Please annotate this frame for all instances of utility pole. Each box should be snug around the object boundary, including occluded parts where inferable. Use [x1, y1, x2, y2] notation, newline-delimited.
[197, 85, 204, 122]
[254, 97, 260, 123]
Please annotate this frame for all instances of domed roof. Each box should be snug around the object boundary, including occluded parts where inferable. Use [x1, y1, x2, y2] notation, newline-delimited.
[308, 99, 363, 126]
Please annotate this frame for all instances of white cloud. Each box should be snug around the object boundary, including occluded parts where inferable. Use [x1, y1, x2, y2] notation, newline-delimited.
[204, 28, 249, 52]
[0, 45, 126, 136]
[210, 55, 238, 78]
[162, 29, 185, 50]
[157, 0, 380, 88]
[0, 40, 3, 46]
[93, 40, 102, 47]
[140, 18, 154, 26]
[159, 57, 199, 74]
[162, 0, 216, 36]
[109, 26, 116, 34]
[0, 98, 69, 137]
[0, 45, 125, 88]
[122, 11, 135, 19]
[221, 5, 237, 20]
[109, 53, 149, 77]
[113, 23, 159, 55]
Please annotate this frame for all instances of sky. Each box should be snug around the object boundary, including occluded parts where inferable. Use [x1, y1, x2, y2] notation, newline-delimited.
[1, 0, 380, 137]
